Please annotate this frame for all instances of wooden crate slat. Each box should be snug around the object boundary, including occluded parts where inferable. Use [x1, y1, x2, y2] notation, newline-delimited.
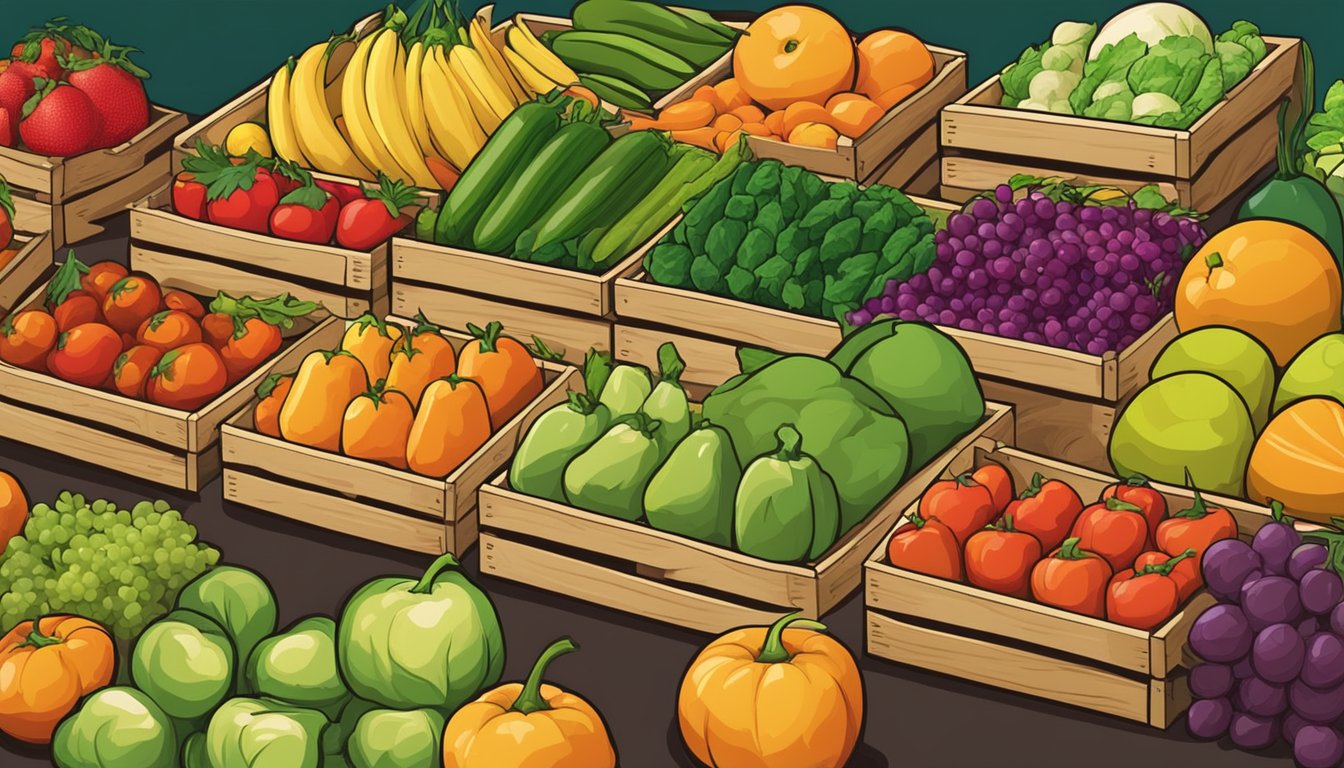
[615, 322, 740, 392]
[56, 107, 188, 200]
[1187, 105, 1279, 213]
[866, 121, 939, 190]
[941, 155, 1182, 203]
[0, 233, 55, 313]
[0, 149, 56, 193]
[9, 197, 58, 244]
[0, 363, 191, 448]
[1186, 36, 1300, 173]
[980, 379, 1117, 469]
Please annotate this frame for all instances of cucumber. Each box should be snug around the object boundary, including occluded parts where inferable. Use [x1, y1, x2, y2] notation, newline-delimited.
[527, 131, 670, 251]
[572, 0, 732, 68]
[472, 116, 611, 254]
[667, 6, 739, 42]
[550, 30, 696, 92]
[579, 74, 652, 111]
[434, 98, 564, 246]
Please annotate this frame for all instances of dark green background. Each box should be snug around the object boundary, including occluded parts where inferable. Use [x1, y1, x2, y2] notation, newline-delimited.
[9, 0, 1343, 116]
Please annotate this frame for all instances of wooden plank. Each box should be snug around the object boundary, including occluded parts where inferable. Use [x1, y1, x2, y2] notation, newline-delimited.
[224, 470, 452, 555]
[186, 445, 223, 494]
[1153, 593, 1217, 678]
[1152, 672, 1192, 728]
[1188, 105, 1278, 213]
[1115, 315, 1178, 402]
[9, 196, 61, 247]
[0, 149, 55, 193]
[981, 380, 1116, 470]
[480, 533, 783, 633]
[615, 322, 740, 390]
[852, 50, 965, 179]
[1186, 37, 1298, 173]
[941, 155, 1183, 205]
[0, 233, 54, 313]
[57, 107, 188, 200]
[392, 280, 611, 365]
[863, 121, 938, 189]
[866, 612, 1154, 724]
[61, 155, 173, 245]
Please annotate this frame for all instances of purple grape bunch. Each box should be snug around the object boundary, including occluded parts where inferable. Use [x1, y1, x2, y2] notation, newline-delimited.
[846, 183, 1208, 355]
[1187, 511, 1344, 768]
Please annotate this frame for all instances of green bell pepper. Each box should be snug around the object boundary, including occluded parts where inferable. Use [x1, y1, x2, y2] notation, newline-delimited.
[734, 425, 841, 563]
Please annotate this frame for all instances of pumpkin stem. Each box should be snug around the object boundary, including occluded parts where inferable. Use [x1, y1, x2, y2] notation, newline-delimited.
[756, 611, 826, 664]
[410, 552, 461, 595]
[510, 637, 577, 715]
[18, 618, 61, 649]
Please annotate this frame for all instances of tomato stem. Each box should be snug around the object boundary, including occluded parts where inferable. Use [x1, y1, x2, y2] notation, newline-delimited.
[1104, 497, 1144, 514]
[1018, 472, 1045, 500]
[510, 637, 577, 715]
[1172, 468, 1213, 519]
[1134, 548, 1196, 578]
[1054, 537, 1090, 560]
[756, 612, 826, 664]
[17, 617, 62, 649]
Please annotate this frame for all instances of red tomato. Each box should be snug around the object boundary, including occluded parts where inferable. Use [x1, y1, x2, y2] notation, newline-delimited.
[102, 275, 163, 336]
[80, 262, 128, 304]
[1102, 477, 1168, 542]
[52, 291, 101, 332]
[887, 512, 963, 581]
[171, 171, 207, 220]
[145, 343, 228, 411]
[917, 473, 997, 544]
[335, 174, 420, 250]
[964, 515, 1042, 599]
[972, 462, 1015, 514]
[112, 345, 162, 400]
[1004, 473, 1084, 553]
[1031, 537, 1112, 618]
[1070, 497, 1152, 573]
[1134, 549, 1201, 602]
[206, 165, 280, 233]
[46, 323, 122, 387]
[1155, 483, 1238, 560]
[0, 310, 58, 371]
[1106, 548, 1197, 630]
[315, 179, 365, 207]
[269, 185, 339, 244]
[136, 310, 203, 353]
[162, 290, 205, 320]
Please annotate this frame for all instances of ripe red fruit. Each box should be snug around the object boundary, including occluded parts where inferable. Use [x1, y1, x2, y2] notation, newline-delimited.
[20, 77, 102, 156]
[207, 165, 280, 233]
[0, 71, 36, 121]
[269, 184, 339, 244]
[0, 106, 16, 148]
[8, 37, 67, 82]
[66, 51, 150, 148]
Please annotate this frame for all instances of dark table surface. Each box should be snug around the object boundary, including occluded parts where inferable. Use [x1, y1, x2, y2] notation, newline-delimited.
[0, 228, 1293, 767]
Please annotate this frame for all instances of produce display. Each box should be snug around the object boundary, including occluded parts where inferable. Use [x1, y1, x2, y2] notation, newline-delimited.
[888, 465, 1234, 628]
[1110, 219, 1344, 513]
[0, 19, 152, 155]
[623, 4, 935, 150]
[1184, 505, 1344, 765]
[0, 256, 318, 410]
[1306, 80, 1344, 212]
[999, 3, 1267, 127]
[255, 314, 545, 477]
[643, 158, 938, 318]
[173, 141, 423, 249]
[540, 0, 738, 111]
[415, 94, 746, 269]
[848, 178, 1208, 354]
[509, 321, 984, 562]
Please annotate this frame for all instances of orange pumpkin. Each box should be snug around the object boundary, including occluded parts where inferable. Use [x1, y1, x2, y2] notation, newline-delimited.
[0, 470, 27, 556]
[442, 637, 616, 768]
[1175, 220, 1343, 366]
[855, 29, 934, 100]
[406, 375, 492, 477]
[1246, 397, 1344, 524]
[341, 385, 415, 469]
[458, 321, 543, 427]
[0, 615, 116, 744]
[732, 6, 856, 110]
[678, 612, 863, 768]
[252, 373, 293, 438]
[341, 313, 403, 385]
[279, 349, 370, 451]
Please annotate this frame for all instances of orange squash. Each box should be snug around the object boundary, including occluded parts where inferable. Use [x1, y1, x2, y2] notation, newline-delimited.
[253, 373, 293, 438]
[693, 83, 729, 114]
[732, 6, 856, 110]
[406, 375, 492, 477]
[712, 78, 752, 111]
[442, 637, 616, 768]
[1175, 220, 1343, 366]
[1246, 398, 1344, 524]
[457, 321, 543, 427]
[0, 615, 116, 744]
[0, 470, 26, 557]
[653, 99, 717, 130]
[678, 612, 863, 768]
[855, 29, 934, 99]
[279, 349, 369, 451]
[341, 314, 403, 385]
[386, 313, 457, 406]
[341, 385, 415, 469]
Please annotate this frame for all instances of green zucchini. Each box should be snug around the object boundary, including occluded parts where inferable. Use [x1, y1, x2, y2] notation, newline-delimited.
[550, 30, 696, 92]
[433, 97, 564, 246]
[667, 7, 738, 42]
[571, 0, 732, 68]
[526, 131, 671, 252]
[578, 74, 652, 111]
[472, 109, 611, 254]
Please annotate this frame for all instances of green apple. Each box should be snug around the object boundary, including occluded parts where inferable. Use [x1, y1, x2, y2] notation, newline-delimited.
[1274, 333, 1344, 414]
[1150, 327, 1276, 432]
[1109, 372, 1255, 496]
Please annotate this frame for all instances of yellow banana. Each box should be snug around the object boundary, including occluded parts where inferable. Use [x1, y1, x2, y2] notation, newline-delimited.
[508, 16, 579, 85]
[342, 31, 413, 182]
[403, 41, 436, 160]
[290, 39, 370, 179]
[470, 16, 526, 104]
[448, 44, 512, 131]
[366, 29, 438, 188]
[267, 58, 310, 165]
[502, 44, 562, 96]
[421, 46, 487, 170]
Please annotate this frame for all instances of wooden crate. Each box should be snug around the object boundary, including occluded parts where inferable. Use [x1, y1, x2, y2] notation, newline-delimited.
[0, 231, 55, 315]
[939, 37, 1300, 210]
[0, 287, 333, 491]
[129, 188, 389, 319]
[3, 106, 188, 247]
[220, 321, 579, 555]
[478, 401, 1013, 633]
[391, 219, 674, 366]
[654, 43, 966, 188]
[864, 444, 1293, 727]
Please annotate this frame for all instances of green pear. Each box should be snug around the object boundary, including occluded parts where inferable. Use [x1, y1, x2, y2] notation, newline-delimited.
[1150, 327, 1276, 432]
[1274, 333, 1344, 415]
[1109, 372, 1255, 496]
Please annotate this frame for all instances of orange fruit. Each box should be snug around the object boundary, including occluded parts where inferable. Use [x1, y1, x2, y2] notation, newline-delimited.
[856, 29, 934, 99]
[732, 6, 856, 110]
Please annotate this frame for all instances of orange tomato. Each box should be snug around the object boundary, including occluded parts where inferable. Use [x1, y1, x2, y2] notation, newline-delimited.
[136, 310, 203, 353]
[79, 261, 127, 303]
[1175, 220, 1342, 366]
[0, 616, 115, 744]
[885, 511, 963, 580]
[406, 376, 492, 477]
[457, 321, 542, 427]
[279, 349, 369, 451]
[1069, 497, 1152, 573]
[1106, 549, 1197, 630]
[51, 291, 101, 332]
[964, 515, 1042, 599]
[162, 290, 206, 320]
[201, 312, 236, 349]
[146, 342, 229, 411]
[253, 373, 293, 438]
[101, 274, 163, 336]
[1003, 472, 1085, 553]
[0, 470, 26, 557]
[386, 314, 457, 407]
[1155, 487, 1238, 560]
[112, 345, 162, 400]
[341, 314, 404, 385]
[855, 29, 933, 99]
[0, 310, 58, 372]
[826, 93, 883, 138]
[1030, 537, 1112, 618]
[219, 317, 283, 383]
[733, 6, 856, 110]
[47, 322, 121, 388]
[1134, 549, 1202, 602]
[342, 386, 416, 469]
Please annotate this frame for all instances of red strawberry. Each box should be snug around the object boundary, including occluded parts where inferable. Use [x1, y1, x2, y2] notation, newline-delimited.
[0, 71, 36, 120]
[171, 172, 208, 220]
[269, 183, 339, 244]
[8, 38, 68, 82]
[65, 46, 149, 148]
[0, 107, 16, 148]
[206, 163, 281, 233]
[20, 77, 102, 156]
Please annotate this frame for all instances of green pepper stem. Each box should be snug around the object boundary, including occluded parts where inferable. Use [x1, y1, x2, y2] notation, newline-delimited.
[1134, 548, 1197, 577]
[774, 425, 803, 462]
[510, 637, 578, 715]
[411, 553, 461, 595]
[756, 612, 826, 664]
[466, 321, 504, 354]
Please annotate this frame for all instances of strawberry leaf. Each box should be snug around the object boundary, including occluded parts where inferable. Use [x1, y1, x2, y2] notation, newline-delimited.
[21, 77, 58, 119]
[45, 251, 89, 307]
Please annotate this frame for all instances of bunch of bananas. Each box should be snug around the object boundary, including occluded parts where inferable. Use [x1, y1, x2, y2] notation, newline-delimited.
[266, 3, 579, 189]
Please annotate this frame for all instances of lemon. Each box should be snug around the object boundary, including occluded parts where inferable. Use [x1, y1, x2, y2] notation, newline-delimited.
[225, 122, 273, 158]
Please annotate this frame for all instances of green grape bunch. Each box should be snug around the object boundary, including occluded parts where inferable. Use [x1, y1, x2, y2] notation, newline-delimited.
[0, 491, 220, 641]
